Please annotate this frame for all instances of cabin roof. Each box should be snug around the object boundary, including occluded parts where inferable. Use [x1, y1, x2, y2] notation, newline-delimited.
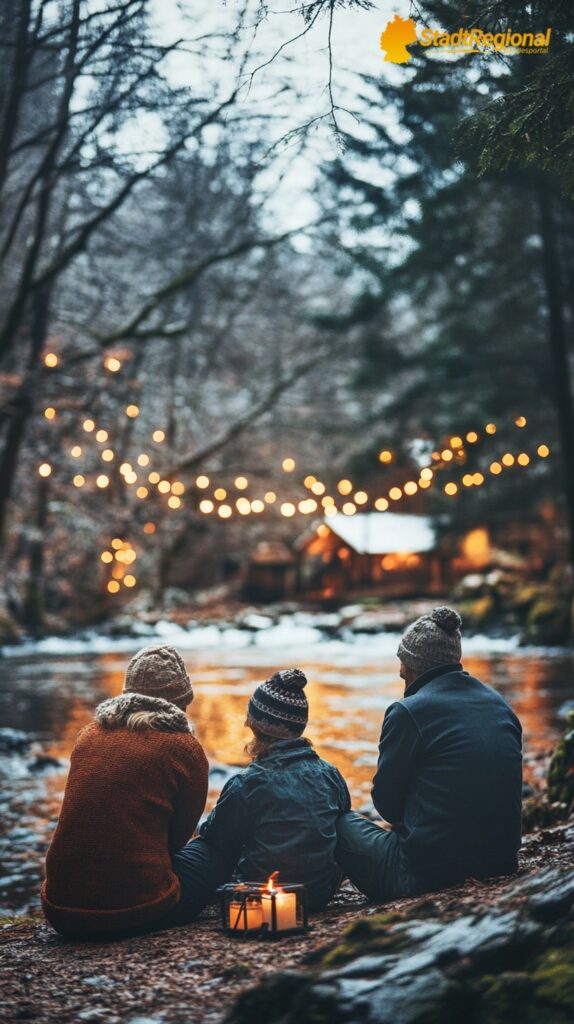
[314, 512, 436, 555]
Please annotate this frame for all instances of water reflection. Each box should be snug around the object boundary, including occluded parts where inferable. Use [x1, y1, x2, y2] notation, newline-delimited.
[0, 643, 572, 913]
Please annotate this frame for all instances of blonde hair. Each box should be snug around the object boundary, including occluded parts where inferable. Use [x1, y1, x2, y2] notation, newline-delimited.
[125, 710, 194, 732]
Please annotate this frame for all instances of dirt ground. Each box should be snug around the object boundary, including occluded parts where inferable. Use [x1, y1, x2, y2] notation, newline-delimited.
[1, 823, 572, 1024]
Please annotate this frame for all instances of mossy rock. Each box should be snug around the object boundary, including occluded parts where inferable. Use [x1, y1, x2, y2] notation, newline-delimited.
[548, 711, 574, 807]
[320, 912, 408, 968]
[524, 596, 572, 644]
[458, 594, 496, 628]
[509, 583, 544, 611]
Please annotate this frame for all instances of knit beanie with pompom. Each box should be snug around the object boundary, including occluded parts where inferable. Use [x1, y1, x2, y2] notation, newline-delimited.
[246, 668, 309, 739]
[397, 606, 463, 677]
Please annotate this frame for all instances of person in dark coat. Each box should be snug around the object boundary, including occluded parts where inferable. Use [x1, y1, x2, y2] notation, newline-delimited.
[336, 607, 523, 902]
[195, 668, 351, 911]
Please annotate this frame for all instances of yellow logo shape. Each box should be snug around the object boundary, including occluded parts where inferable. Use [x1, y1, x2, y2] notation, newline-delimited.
[380, 13, 417, 64]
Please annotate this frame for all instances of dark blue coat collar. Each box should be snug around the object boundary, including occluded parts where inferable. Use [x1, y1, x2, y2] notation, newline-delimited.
[404, 662, 464, 698]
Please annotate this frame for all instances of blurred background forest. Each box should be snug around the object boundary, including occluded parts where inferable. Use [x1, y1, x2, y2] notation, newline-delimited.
[1, 0, 573, 642]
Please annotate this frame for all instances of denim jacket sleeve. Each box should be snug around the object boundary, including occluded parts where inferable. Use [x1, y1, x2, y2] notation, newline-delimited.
[371, 702, 422, 823]
[198, 774, 248, 858]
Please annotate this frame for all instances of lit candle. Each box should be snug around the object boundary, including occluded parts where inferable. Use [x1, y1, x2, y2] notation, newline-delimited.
[228, 898, 263, 931]
[261, 890, 297, 932]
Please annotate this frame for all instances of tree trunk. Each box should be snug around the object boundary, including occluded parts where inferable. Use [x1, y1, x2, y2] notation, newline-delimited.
[22, 474, 48, 632]
[537, 182, 574, 573]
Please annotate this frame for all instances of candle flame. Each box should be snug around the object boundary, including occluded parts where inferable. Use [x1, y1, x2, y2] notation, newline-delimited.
[266, 871, 280, 892]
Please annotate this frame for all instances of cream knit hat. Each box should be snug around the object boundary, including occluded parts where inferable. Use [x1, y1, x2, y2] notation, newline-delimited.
[397, 606, 462, 676]
[123, 645, 193, 706]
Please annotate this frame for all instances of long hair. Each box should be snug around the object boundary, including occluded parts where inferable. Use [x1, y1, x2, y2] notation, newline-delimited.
[245, 725, 311, 761]
[125, 710, 170, 731]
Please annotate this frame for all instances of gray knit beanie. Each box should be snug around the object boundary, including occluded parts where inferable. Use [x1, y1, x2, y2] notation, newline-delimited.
[123, 645, 193, 706]
[397, 606, 462, 676]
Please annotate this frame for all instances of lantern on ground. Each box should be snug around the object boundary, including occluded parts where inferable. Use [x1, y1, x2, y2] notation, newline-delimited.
[218, 873, 308, 938]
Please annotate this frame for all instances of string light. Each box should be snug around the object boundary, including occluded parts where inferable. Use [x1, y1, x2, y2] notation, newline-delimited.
[137, 454, 149, 467]
[418, 478, 431, 489]
[214, 488, 227, 501]
[403, 481, 418, 495]
[96, 474, 109, 488]
[126, 405, 139, 418]
[124, 575, 136, 588]
[354, 491, 368, 505]
[199, 499, 214, 513]
[235, 476, 248, 489]
[143, 522, 156, 534]
[168, 496, 182, 509]
[282, 458, 295, 472]
[502, 453, 515, 467]
[420, 468, 433, 481]
[153, 430, 165, 443]
[218, 504, 232, 518]
[101, 551, 113, 564]
[378, 450, 393, 464]
[105, 357, 121, 372]
[171, 481, 185, 496]
[462, 474, 474, 487]
[342, 502, 356, 515]
[490, 461, 502, 475]
[102, 449, 114, 462]
[337, 479, 353, 495]
[251, 499, 264, 513]
[196, 475, 209, 489]
[375, 497, 389, 511]
[148, 471, 160, 484]
[280, 502, 295, 517]
[441, 450, 453, 462]
[485, 423, 497, 434]
[44, 407, 56, 420]
[73, 474, 85, 487]
[158, 480, 170, 494]
[236, 497, 251, 515]
[515, 415, 527, 428]
[83, 419, 95, 432]
[537, 444, 550, 458]
[96, 429, 108, 442]
[38, 463, 52, 477]
[450, 436, 463, 448]
[444, 482, 458, 495]
[311, 481, 325, 495]
[304, 475, 316, 488]
[466, 431, 478, 443]
[111, 538, 123, 549]
[136, 486, 148, 499]
[389, 487, 402, 501]
[264, 491, 277, 503]
[44, 352, 58, 368]
[71, 446, 82, 458]
[473, 473, 484, 485]
[107, 580, 120, 593]
[517, 453, 530, 466]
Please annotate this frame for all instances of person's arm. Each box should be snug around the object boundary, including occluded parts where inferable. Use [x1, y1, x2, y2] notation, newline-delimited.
[198, 774, 248, 861]
[371, 702, 422, 824]
[169, 739, 210, 853]
[333, 766, 352, 813]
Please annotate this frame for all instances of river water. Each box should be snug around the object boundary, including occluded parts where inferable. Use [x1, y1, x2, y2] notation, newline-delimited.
[1, 622, 573, 915]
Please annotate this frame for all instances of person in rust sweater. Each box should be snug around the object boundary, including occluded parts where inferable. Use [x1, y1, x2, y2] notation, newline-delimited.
[41, 645, 212, 938]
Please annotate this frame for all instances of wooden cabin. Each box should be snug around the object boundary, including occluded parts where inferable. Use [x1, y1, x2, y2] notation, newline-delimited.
[242, 540, 297, 601]
[296, 513, 445, 599]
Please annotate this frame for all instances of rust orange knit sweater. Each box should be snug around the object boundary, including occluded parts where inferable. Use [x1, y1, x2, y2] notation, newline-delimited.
[41, 693, 208, 936]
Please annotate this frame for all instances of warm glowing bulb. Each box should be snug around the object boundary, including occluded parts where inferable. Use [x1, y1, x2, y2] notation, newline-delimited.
[125, 472, 137, 484]
[124, 575, 136, 588]
[236, 497, 251, 515]
[71, 445, 82, 458]
[354, 491, 368, 505]
[375, 497, 389, 511]
[168, 496, 182, 509]
[466, 431, 478, 443]
[337, 479, 353, 495]
[251, 499, 264, 513]
[325, 505, 337, 517]
[199, 499, 214, 513]
[96, 474, 109, 488]
[44, 352, 59, 367]
[502, 453, 515, 467]
[137, 453, 149, 467]
[148, 471, 160, 484]
[485, 423, 497, 435]
[403, 481, 418, 496]
[342, 502, 356, 516]
[214, 488, 227, 501]
[441, 450, 453, 462]
[418, 478, 431, 489]
[450, 436, 463, 448]
[105, 357, 121, 372]
[101, 551, 113, 564]
[102, 449, 114, 462]
[517, 453, 530, 466]
[111, 539, 123, 549]
[462, 474, 474, 487]
[96, 429, 108, 443]
[280, 502, 295, 517]
[107, 580, 120, 593]
[304, 475, 316, 488]
[153, 430, 165, 443]
[322, 495, 335, 507]
[196, 475, 209, 489]
[537, 444, 550, 458]
[389, 487, 402, 501]
[38, 463, 51, 477]
[420, 467, 433, 481]
[264, 491, 276, 504]
[235, 476, 248, 490]
[490, 462, 502, 475]
[218, 504, 232, 518]
[158, 480, 170, 494]
[44, 407, 56, 420]
[444, 482, 458, 495]
[143, 522, 156, 534]
[126, 405, 139, 418]
[311, 481, 326, 495]
[515, 416, 527, 428]
[171, 481, 185, 496]
[378, 450, 392, 464]
[73, 474, 85, 487]
[136, 486, 148, 499]
[83, 419, 95, 432]
[473, 473, 484, 485]
[282, 458, 295, 472]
